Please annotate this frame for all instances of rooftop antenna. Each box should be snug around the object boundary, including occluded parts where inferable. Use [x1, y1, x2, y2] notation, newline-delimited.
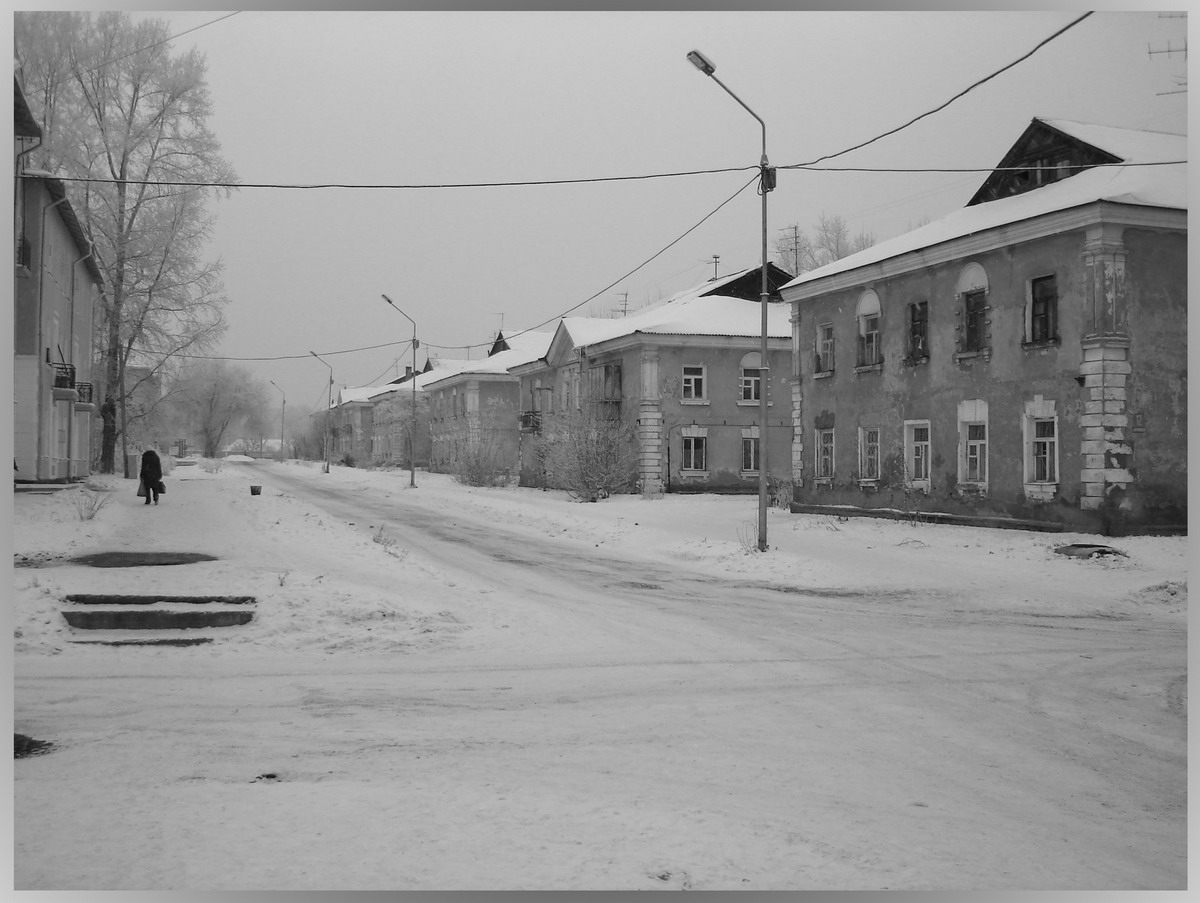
[711, 254, 720, 280]
[614, 292, 629, 317]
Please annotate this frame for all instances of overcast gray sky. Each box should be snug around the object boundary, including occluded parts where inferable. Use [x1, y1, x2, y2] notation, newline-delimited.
[121, 8, 1188, 418]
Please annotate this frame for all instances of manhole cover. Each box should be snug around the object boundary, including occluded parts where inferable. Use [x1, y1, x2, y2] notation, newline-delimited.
[1054, 543, 1127, 559]
[70, 552, 218, 568]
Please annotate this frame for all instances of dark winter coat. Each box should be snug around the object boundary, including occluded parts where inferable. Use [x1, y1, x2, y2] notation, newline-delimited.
[140, 450, 163, 485]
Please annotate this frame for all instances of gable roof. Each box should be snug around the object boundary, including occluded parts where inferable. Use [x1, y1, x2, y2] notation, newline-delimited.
[784, 118, 1186, 293]
[422, 331, 555, 389]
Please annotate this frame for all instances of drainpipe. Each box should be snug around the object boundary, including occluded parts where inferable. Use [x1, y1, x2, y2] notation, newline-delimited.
[35, 193, 70, 481]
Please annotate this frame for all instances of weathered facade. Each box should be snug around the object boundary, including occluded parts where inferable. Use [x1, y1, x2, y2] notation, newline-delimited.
[783, 119, 1186, 534]
[511, 266, 794, 495]
[13, 79, 103, 482]
[425, 333, 553, 479]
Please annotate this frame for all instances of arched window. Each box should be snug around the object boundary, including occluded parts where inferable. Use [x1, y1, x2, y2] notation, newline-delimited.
[856, 289, 882, 367]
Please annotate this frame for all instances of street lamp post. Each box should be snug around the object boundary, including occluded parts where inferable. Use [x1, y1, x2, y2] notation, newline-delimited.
[269, 380, 286, 462]
[309, 351, 333, 473]
[381, 295, 418, 488]
[687, 49, 775, 552]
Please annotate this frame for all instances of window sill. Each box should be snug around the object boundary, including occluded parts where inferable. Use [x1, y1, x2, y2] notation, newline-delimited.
[680, 399, 709, 406]
[1021, 338, 1061, 351]
[954, 349, 991, 363]
[854, 363, 883, 374]
[740, 470, 760, 479]
[813, 477, 833, 486]
[958, 483, 988, 496]
[736, 400, 771, 407]
[857, 479, 880, 490]
[813, 370, 834, 380]
[679, 470, 708, 479]
[904, 482, 930, 494]
[902, 355, 929, 367]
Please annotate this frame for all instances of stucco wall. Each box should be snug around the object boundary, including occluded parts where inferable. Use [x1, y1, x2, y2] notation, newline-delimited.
[791, 225, 1186, 532]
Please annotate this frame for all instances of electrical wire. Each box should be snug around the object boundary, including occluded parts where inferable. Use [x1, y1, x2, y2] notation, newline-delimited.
[791, 11, 1095, 168]
[129, 173, 762, 364]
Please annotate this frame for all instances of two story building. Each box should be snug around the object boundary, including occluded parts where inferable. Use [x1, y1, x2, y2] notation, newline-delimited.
[783, 118, 1186, 534]
[13, 78, 103, 483]
[425, 332, 554, 479]
[511, 265, 794, 495]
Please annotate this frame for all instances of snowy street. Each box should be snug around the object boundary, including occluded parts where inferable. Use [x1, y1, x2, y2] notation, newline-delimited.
[12, 459, 1187, 891]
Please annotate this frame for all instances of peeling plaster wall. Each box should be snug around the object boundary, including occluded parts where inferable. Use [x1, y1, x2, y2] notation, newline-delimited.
[791, 226, 1186, 533]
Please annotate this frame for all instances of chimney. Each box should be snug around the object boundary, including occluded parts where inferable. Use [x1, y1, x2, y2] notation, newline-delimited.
[405, 366, 413, 379]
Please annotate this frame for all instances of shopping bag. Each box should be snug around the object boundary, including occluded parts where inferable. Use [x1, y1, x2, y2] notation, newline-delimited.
[157, 480, 166, 495]
[136, 480, 147, 498]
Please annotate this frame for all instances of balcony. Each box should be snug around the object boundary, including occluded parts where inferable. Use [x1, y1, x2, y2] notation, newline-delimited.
[74, 381, 96, 413]
[52, 362, 79, 402]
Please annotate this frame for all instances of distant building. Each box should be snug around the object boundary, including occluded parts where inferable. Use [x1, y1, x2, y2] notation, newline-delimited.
[13, 78, 103, 482]
[783, 118, 1187, 534]
[424, 332, 554, 479]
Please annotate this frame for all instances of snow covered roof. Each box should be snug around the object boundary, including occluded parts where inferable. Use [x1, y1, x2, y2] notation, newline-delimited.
[784, 119, 1186, 293]
[422, 332, 555, 388]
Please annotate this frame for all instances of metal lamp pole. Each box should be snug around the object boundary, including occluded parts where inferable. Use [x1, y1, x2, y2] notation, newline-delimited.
[309, 351, 333, 473]
[269, 380, 286, 462]
[687, 49, 775, 552]
[381, 295, 418, 488]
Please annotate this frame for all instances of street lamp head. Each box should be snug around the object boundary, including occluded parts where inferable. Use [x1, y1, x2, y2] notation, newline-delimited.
[687, 50, 716, 76]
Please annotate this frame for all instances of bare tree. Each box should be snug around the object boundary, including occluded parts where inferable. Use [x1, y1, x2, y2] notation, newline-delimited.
[539, 405, 638, 502]
[15, 11, 237, 474]
[171, 360, 267, 458]
[775, 213, 875, 275]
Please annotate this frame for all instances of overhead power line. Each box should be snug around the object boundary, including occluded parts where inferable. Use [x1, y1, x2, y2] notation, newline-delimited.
[797, 11, 1096, 167]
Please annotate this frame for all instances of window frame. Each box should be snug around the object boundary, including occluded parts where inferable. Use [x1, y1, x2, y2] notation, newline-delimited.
[1022, 397, 1059, 499]
[681, 364, 707, 402]
[856, 314, 882, 368]
[815, 323, 835, 375]
[903, 420, 931, 491]
[963, 289, 988, 352]
[907, 301, 929, 361]
[963, 422, 988, 484]
[1026, 274, 1059, 345]
[814, 428, 835, 481]
[858, 426, 881, 483]
[741, 436, 760, 474]
[682, 435, 707, 472]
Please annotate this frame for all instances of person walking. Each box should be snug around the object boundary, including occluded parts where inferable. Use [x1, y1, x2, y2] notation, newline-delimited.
[139, 449, 164, 506]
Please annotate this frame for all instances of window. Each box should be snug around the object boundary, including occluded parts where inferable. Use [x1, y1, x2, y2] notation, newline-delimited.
[1031, 420, 1056, 482]
[590, 363, 622, 400]
[1023, 396, 1059, 498]
[904, 420, 931, 490]
[1028, 275, 1058, 343]
[815, 429, 834, 480]
[856, 290, 882, 368]
[965, 424, 987, 482]
[815, 324, 835, 373]
[682, 365, 706, 401]
[741, 437, 760, 473]
[858, 427, 880, 481]
[682, 436, 707, 471]
[739, 352, 763, 402]
[956, 263, 989, 355]
[964, 291, 987, 352]
[857, 316, 881, 367]
[908, 302, 928, 360]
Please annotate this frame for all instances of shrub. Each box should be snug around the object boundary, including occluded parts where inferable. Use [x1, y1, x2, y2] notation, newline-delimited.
[539, 406, 637, 502]
[72, 488, 113, 521]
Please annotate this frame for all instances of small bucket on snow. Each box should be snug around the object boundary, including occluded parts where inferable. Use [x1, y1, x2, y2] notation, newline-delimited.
[250, 485, 262, 496]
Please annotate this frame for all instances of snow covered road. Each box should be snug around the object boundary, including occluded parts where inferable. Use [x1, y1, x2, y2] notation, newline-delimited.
[13, 461, 1187, 890]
